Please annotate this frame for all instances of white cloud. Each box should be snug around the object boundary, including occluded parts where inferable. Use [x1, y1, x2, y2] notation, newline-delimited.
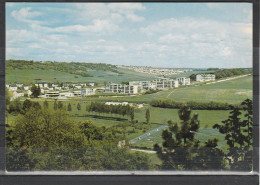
[6, 3, 252, 68]
[108, 3, 146, 12]
[11, 7, 45, 25]
[126, 13, 145, 22]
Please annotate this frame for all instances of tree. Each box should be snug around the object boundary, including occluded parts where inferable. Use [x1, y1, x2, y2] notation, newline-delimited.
[43, 100, 49, 109]
[53, 100, 58, 110]
[178, 105, 199, 145]
[67, 103, 72, 111]
[32, 102, 41, 110]
[58, 101, 63, 109]
[130, 107, 135, 123]
[145, 108, 150, 124]
[154, 107, 225, 170]
[5, 88, 11, 106]
[22, 99, 32, 112]
[77, 103, 81, 111]
[241, 99, 253, 147]
[6, 107, 152, 171]
[8, 98, 22, 114]
[9, 108, 87, 149]
[31, 85, 41, 98]
[213, 99, 253, 170]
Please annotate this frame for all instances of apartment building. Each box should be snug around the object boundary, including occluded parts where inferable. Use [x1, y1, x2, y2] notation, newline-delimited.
[81, 88, 96, 96]
[129, 81, 156, 90]
[153, 78, 179, 89]
[35, 82, 48, 88]
[105, 83, 138, 94]
[177, 77, 190, 85]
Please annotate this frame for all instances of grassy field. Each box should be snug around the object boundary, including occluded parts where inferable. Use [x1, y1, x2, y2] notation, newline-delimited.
[135, 107, 230, 127]
[83, 75, 252, 104]
[6, 68, 157, 85]
[130, 127, 227, 151]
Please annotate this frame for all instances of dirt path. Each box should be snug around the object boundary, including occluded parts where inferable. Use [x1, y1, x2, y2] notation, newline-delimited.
[166, 90, 174, 98]
[129, 125, 168, 144]
[130, 148, 157, 153]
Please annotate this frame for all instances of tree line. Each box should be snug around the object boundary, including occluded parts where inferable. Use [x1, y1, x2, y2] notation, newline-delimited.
[189, 68, 252, 81]
[88, 102, 135, 122]
[150, 99, 242, 110]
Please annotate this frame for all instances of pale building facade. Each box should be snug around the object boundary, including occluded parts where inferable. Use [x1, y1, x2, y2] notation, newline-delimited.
[105, 84, 138, 94]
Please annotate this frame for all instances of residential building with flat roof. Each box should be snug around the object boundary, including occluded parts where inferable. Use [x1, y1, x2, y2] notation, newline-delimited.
[105, 83, 138, 94]
[177, 77, 190, 85]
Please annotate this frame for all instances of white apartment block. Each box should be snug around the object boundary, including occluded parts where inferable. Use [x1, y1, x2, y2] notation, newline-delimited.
[177, 77, 190, 85]
[16, 83, 23, 88]
[105, 84, 138, 94]
[196, 74, 216, 82]
[74, 85, 82, 89]
[153, 78, 179, 89]
[24, 86, 30, 90]
[81, 88, 96, 96]
[45, 91, 60, 97]
[35, 82, 48, 88]
[129, 81, 156, 90]
[9, 85, 18, 91]
[11, 91, 24, 100]
[59, 91, 74, 97]
[73, 90, 82, 96]
[6, 83, 11, 88]
[52, 83, 59, 87]
[88, 82, 95, 86]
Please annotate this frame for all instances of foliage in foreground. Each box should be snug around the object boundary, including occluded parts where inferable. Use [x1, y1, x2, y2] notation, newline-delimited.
[154, 105, 226, 170]
[6, 104, 152, 171]
[154, 99, 253, 171]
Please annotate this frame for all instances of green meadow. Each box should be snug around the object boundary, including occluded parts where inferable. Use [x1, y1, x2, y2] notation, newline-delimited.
[6, 68, 157, 85]
[82, 75, 252, 104]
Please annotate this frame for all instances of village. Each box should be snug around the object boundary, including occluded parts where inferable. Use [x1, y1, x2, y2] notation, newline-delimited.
[6, 74, 216, 100]
[118, 65, 193, 76]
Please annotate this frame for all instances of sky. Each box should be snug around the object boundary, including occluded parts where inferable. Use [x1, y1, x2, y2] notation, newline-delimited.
[6, 3, 252, 68]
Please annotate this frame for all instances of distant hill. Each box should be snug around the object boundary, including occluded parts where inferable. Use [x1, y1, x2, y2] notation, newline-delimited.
[6, 59, 121, 78]
[5, 60, 157, 84]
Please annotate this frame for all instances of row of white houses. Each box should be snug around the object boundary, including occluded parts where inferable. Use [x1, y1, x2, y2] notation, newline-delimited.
[6, 81, 96, 91]
[105, 77, 191, 95]
[7, 74, 215, 99]
[41, 88, 97, 98]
